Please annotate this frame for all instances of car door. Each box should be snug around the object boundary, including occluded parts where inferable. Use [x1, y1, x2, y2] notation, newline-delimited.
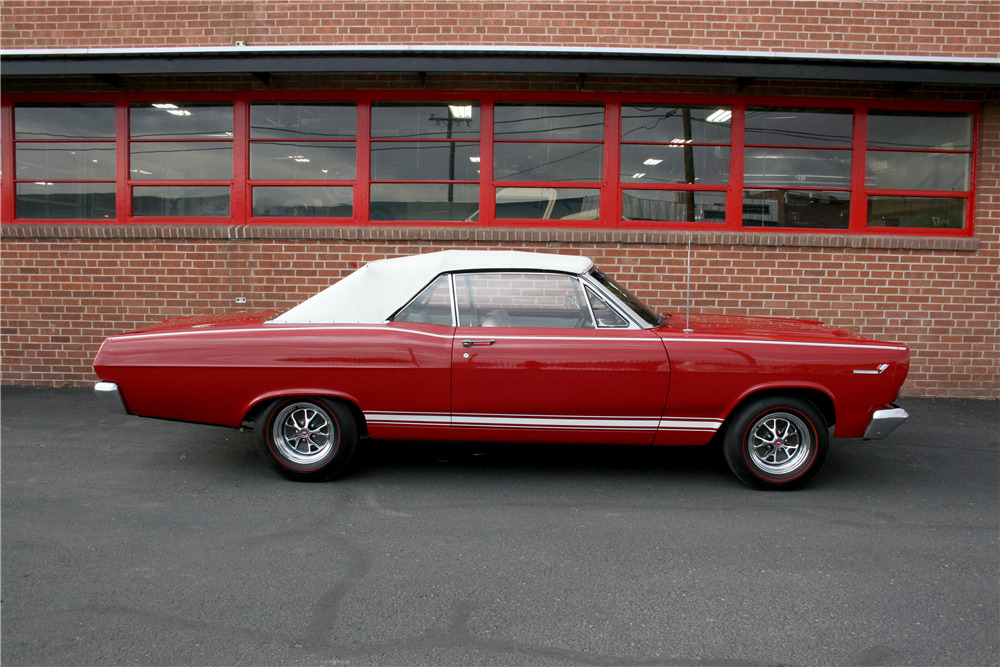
[365, 274, 456, 440]
[450, 271, 671, 445]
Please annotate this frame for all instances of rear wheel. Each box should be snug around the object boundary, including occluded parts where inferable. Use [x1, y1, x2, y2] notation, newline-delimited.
[255, 397, 358, 482]
[723, 396, 828, 490]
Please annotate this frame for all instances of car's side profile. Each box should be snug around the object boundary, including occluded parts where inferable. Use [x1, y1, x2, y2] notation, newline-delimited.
[94, 250, 909, 489]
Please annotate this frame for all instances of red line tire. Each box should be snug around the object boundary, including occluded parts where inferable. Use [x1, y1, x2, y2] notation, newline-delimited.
[723, 396, 829, 490]
[255, 397, 358, 482]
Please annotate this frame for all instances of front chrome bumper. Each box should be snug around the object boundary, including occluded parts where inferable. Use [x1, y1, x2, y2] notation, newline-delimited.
[94, 381, 129, 415]
[863, 404, 909, 440]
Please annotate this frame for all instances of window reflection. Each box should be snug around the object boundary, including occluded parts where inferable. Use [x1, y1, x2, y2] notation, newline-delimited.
[370, 184, 478, 222]
[16, 143, 116, 180]
[621, 106, 731, 144]
[743, 190, 850, 229]
[394, 275, 454, 326]
[620, 105, 730, 225]
[130, 143, 233, 180]
[494, 104, 603, 140]
[455, 272, 592, 329]
[621, 145, 729, 185]
[250, 103, 356, 139]
[494, 104, 604, 184]
[866, 152, 970, 191]
[494, 143, 603, 182]
[745, 108, 852, 147]
[868, 196, 965, 229]
[372, 102, 480, 139]
[13, 104, 117, 220]
[493, 187, 599, 220]
[251, 142, 356, 180]
[16, 182, 115, 220]
[622, 190, 726, 223]
[868, 112, 972, 150]
[744, 147, 851, 189]
[253, 186, 352, 217]
[15, 104, 115, 139]
[371, 142, 480, 181]
[130, 103, 233, 139]
[132, 186, 230, 217]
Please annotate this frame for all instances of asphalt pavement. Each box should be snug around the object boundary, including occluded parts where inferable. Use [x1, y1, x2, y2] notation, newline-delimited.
[2, 387, 997, 666]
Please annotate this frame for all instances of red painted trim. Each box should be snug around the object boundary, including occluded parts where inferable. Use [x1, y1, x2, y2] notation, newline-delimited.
[0, 91, 981, 236]
[354, 101, 371, 226]
[1, 104, 16, 220]
[726, 104, 745, 231]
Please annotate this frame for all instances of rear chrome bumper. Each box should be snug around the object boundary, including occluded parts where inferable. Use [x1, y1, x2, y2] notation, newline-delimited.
[863, 404, 909, 440]
[94, 381, 129, 415]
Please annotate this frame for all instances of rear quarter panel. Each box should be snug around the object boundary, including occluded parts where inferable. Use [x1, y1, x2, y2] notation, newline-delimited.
[93, 323, 452, 429]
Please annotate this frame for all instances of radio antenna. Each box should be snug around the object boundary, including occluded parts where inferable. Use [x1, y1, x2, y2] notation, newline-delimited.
[683, 235, 694, 333]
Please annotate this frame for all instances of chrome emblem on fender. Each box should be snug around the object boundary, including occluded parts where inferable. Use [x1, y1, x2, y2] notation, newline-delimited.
[853, 363, 890, 375]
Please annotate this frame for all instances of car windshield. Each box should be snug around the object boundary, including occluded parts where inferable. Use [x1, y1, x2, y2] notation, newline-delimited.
[589, 269, 663, 326]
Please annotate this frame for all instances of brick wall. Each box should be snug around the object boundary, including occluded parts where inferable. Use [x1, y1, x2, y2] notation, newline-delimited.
[2, 1, 998, 57]
[2, 223, 997, 396]
[1, 2, 998, 397]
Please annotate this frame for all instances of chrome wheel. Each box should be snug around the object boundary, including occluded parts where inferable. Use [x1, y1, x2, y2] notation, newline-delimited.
[271, 401, 338, 466]
[746, 411, 812, 475]
[723, 396, 829, 490]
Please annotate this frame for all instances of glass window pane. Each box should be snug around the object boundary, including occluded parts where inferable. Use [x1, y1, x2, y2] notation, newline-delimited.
[867, 196, 965, 229]
[371, 142, 480, 181]
[868, 112, 972, 150]
[16, 182, 115, 220]
[250, 103, 356, 139]
[130, 143, 233, 179]
[130, 103, 233, 139]
[494, 187, 599, 221]
[371, 102, 480, 139]
[745, 108, 853, 147]
[744, 147, 851, 189]
[494, 143, 603, 182]
[743, 190, 850, 229]
[16, 142, 116, 180]
[866, 151, 970, 191]
[455, 273, 591, 329]
[370, 183, 479, 222]
[253, 186, 352, 218]
[15, 104, 115, 139]
[621, 106, 731, 144]
[251, 142, 356, 180]
[495, 104, 604, 140]
[586, 288, 629, 328]
[622, 190, 727, 223]
[132, 186, 230, 217]
[621, 145, 729, 185]
[394, 275, 454, 326]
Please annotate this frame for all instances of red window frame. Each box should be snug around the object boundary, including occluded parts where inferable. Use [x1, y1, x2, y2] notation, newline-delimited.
[0, 90, 979, 237]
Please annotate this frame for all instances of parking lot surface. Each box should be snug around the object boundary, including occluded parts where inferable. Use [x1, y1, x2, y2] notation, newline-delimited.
[2, 386, 997, 666]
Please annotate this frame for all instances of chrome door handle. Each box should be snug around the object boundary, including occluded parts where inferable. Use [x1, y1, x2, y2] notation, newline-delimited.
[462, 339, 496, 347]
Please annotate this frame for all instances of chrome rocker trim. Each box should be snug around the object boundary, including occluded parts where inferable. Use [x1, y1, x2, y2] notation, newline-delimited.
[863, 404, 909, 440]
[94, 381, 129, 415]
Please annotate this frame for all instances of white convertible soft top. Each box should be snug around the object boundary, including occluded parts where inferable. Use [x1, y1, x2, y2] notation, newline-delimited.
[270, 249, 594, 324]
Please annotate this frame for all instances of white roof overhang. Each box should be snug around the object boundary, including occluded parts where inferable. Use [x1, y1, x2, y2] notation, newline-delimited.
[271, 249, 594, 324]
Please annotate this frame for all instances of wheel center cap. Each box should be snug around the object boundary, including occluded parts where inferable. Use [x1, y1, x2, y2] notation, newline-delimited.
[299, 428, 309, 438]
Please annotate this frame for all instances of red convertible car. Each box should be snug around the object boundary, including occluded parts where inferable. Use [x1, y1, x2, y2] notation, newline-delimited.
[93, 250, 909, 490]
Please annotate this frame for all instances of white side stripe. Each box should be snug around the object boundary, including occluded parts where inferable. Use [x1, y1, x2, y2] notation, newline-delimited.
[659, 337, 906, 351]
[366, 411, 723, 433]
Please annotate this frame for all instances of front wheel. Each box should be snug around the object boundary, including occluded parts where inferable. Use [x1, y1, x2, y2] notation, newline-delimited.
[723, 396, 828, 490]
[255, 397, 358, 482]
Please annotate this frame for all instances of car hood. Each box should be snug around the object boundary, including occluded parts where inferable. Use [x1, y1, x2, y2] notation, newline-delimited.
[661, 312, 877, 343]
[119, 310, 281, 335]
